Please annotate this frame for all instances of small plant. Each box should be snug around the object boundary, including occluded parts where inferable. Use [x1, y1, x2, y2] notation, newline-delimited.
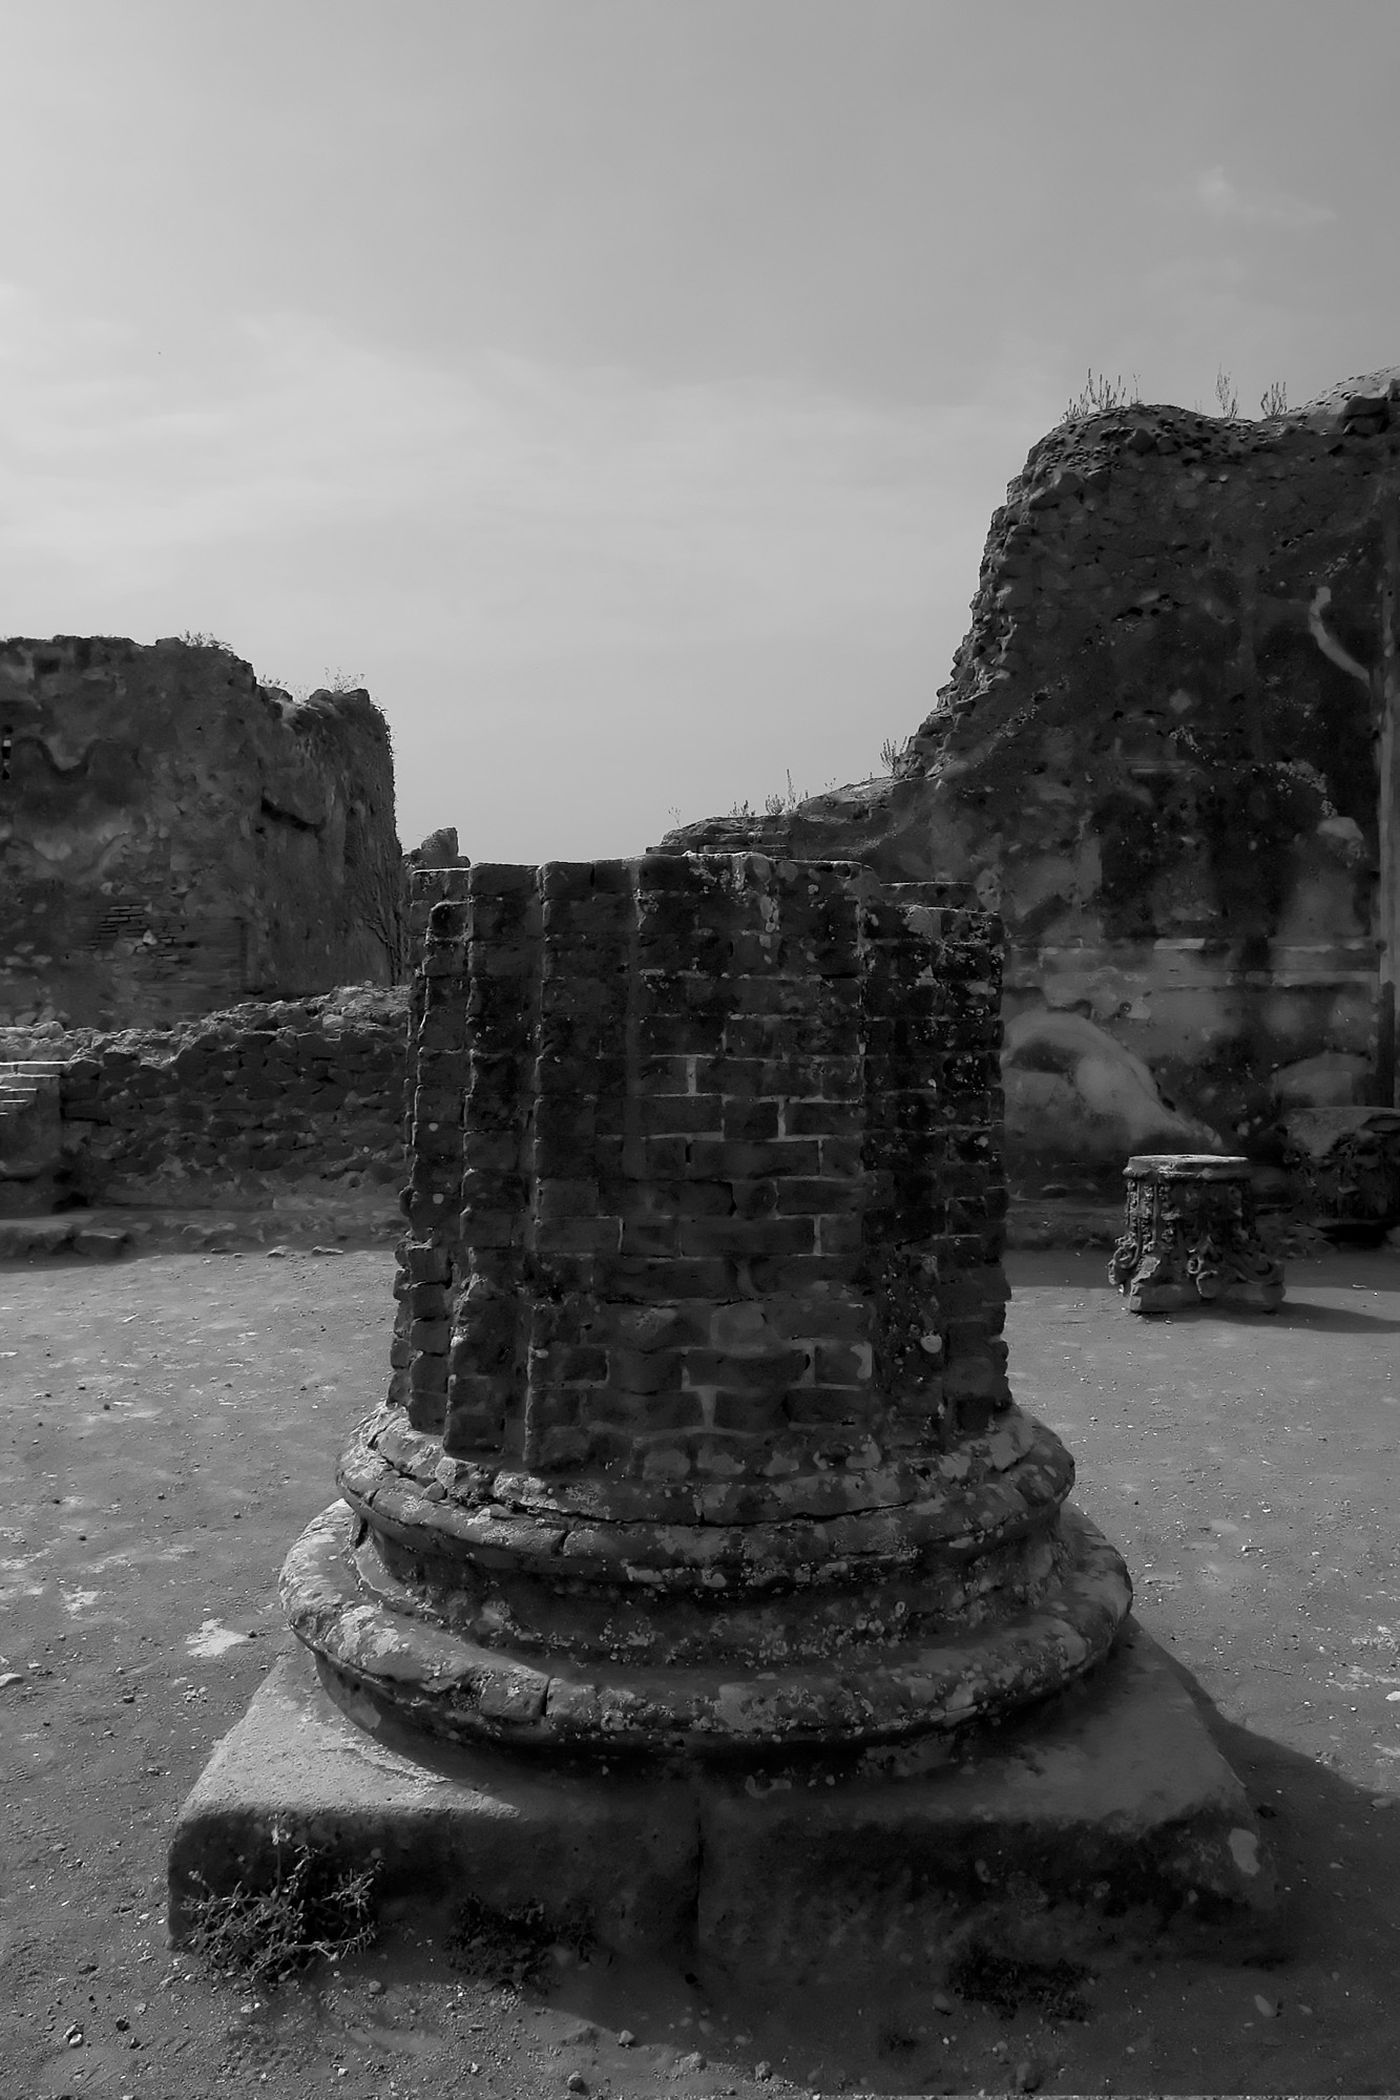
[183, 1844, 378, 1991]
[1214, 367, 1240, 418]
[879, 736, 904, 775]
[1060, 369, 1140, 421]
[446, 1891, 592, 1991]
[177, 630, 234, 652]
[727, 772, 836, 821]
[763, 768, 808, 817]
[1259, 378, 1289, 416]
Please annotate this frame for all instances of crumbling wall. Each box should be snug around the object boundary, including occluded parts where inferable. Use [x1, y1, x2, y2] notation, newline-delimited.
[0, 636, 403, 1027]
[58, 987, 407, 1207]
[664, 370, 1400, 1196]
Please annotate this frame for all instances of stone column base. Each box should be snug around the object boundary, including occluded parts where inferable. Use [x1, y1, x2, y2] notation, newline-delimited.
[169, 1619, 1278, 1980]
[280, 1477, 1131, 1759]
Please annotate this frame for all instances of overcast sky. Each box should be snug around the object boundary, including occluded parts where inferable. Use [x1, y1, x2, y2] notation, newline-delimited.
[2, 0, 1396, 859]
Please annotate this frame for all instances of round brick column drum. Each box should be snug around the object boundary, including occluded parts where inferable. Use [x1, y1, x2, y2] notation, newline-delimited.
[282, 856, 1130, 1759]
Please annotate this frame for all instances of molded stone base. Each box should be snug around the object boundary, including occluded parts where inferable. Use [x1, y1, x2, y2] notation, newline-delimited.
[281, 1493, 1132, 1759]
[169, 1621, 1278, 1978]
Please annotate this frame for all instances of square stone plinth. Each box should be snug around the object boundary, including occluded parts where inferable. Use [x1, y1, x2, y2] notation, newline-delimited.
[169, 1623, 1278, 1980]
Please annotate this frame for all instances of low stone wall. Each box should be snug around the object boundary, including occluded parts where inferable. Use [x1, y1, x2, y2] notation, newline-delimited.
[57, 986, 408, 1208]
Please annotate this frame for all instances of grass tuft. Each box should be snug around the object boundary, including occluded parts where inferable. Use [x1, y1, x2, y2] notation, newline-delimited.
[1060, 369, 1140, 421]
[183, 1844, 378, 1992]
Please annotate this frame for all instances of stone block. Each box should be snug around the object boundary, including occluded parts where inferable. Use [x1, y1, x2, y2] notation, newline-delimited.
[172, 1626, 1274, 1978]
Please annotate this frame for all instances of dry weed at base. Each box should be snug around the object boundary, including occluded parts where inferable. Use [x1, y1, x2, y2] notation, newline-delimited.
[183, 1844, 378, 1993]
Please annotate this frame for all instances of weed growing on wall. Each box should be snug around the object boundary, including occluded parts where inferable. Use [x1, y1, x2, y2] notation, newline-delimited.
[763, 767, 806, 816]
[1063, 369, 1291, 424]
[1060, 370, 1141, 421]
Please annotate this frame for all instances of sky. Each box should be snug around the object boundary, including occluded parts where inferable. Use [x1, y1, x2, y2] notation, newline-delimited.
[2, 0, 1397, 861]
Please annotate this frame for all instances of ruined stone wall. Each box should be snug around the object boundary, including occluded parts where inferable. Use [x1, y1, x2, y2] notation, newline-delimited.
[0, 636, 403, 1028]
[664, 371, 1400, 1197]
[58, 987, 407, 1207]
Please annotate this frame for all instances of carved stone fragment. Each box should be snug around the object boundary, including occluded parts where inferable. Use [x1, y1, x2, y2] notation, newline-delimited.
[1110, 1153, 1285, 1314]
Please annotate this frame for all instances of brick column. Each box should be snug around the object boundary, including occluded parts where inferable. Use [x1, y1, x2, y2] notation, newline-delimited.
[286, 855, 1129, 1759]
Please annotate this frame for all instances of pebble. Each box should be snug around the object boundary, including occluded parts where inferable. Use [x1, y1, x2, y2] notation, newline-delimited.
[565, 2076, 588, 2095]
[617, 2029, 635, 2047]
[677, 2051, 707, 2072]
[1014, 2057, 1044, 2092]
[930, 1988, 955, 2013]
[0, 1672, 23, 1690]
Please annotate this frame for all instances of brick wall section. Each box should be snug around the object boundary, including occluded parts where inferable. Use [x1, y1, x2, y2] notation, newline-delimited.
[390, 854, 1009, 1493]
[59, 988, 407, 1204]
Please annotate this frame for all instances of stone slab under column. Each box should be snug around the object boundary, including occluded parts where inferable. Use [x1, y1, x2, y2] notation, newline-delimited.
[169, 1619, 1277, 1978]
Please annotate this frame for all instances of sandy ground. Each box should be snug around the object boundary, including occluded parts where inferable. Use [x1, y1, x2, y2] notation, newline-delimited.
[3, 1240, 1400, 2098]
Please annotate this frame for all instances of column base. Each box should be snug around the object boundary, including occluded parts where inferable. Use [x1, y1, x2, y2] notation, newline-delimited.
[279, 1496, 1132, 1758]
[169, 1620, 1279, 1979]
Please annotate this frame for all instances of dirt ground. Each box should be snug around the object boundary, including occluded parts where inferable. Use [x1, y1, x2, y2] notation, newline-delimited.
[3, 1238, 1400, 2099]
